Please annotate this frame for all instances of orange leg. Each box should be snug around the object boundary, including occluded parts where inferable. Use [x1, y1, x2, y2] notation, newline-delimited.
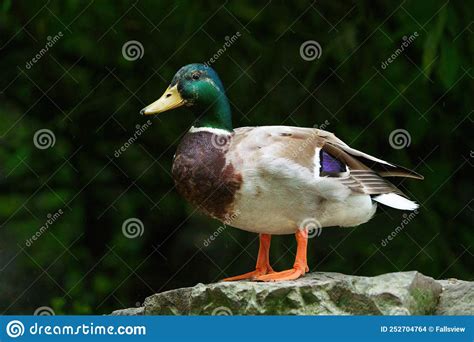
[221, 234, 274, 281]
[255, 228, 309, 282]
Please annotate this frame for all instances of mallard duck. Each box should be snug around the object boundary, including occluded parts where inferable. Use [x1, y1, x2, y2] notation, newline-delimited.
[141, 63, 423, 282]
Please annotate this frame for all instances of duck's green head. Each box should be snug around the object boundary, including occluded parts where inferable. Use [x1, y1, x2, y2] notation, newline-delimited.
[141, 63, 232, 131]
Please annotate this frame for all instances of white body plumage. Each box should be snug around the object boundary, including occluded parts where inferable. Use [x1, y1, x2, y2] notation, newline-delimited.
[191, 126, 420, 235]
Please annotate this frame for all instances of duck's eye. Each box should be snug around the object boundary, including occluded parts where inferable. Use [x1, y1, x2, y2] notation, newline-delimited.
[192, 73, 200, 80]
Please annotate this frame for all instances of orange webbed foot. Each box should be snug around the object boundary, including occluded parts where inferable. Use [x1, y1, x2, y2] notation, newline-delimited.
[221, 233, 274, 282]
[254, 266, 306, 282]
[255, 228, 309, 282]
[221, 266, 275, 282]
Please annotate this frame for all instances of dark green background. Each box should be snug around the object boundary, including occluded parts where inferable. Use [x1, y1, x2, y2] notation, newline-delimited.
[0, 1, 472, 314]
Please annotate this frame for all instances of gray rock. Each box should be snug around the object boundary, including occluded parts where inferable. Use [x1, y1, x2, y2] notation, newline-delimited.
[122, 271, 443, 315]
[436, 278, 474, 315]
[110, 307, 145, 316]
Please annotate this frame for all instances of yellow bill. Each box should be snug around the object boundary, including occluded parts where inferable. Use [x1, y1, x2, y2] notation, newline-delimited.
[140, 84, 185, 115]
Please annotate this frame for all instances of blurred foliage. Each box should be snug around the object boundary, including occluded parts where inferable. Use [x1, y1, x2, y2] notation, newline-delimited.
[0, 1, 472, 314]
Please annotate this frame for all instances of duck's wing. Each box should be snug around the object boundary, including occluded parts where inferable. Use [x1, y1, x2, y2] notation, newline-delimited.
[318, 130, 423, 180]
[231, 126, 422, 210]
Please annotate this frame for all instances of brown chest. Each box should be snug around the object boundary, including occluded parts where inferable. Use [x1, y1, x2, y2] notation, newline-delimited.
[171, 131, 242, 221]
